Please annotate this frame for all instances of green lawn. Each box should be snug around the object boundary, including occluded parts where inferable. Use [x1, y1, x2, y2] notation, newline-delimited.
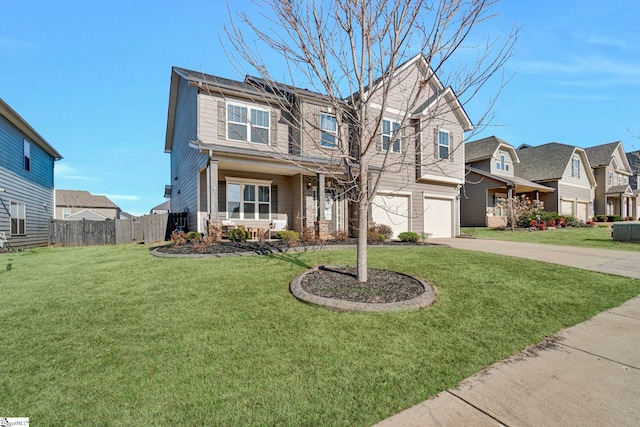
[1, 245, 639, 426]
[461, 225, 640, 251]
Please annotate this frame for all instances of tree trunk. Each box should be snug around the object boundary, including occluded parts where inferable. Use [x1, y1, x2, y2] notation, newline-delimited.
[357, 178, 368, 282]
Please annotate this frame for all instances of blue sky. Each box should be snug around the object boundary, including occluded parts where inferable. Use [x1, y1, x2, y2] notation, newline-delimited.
[1, 1, 639, 215]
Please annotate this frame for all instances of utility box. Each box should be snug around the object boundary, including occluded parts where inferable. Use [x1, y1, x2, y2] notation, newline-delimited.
[611, 223, 640, 242]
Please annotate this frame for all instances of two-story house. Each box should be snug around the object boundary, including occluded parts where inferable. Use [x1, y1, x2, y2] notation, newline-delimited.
[626, 150, 640, 219]
[164, 54, 472, 239]
[515, 143, 596, 222]
[585, 141, 634, 219]
[0, 97, 62, 248]
[55, 189, 121, 220]
[461, 136, 554, 227]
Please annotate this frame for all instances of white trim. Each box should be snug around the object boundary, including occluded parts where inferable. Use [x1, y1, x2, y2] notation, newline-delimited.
[381, 118, 402, 154]
[376, 190, 413, 197]
[370, 103, 406, 117]
[226, 101, 271, 145]
[419, 173, 463, 185]
[224, 176, 273, 186]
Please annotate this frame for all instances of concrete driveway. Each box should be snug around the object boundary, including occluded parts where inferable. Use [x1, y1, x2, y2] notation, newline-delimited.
[375, 238, 640, 426]
[432, 238, 640, 279]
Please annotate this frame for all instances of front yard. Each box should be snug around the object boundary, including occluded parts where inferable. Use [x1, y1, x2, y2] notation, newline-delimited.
[1, 244, 639, 426]
[462, 225, 640, 251]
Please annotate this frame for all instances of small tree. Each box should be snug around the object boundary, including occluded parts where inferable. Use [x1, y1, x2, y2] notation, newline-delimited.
[496, 195, 544, 231]
[225, 0, 518, 281]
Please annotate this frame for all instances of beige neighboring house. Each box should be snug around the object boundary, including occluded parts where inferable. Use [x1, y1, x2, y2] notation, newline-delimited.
[515, 143, 596, 222]
[585, 141, 635, 219]
[164, 54, 472, 239]
[55, 190, 121, 220]
[462, 136, 554, 227]
[627, 150, 640, 219]
[150, 200, 170, 215]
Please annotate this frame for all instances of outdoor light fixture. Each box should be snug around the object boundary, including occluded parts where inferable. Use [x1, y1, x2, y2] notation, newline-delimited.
[0, 188, 5, 192]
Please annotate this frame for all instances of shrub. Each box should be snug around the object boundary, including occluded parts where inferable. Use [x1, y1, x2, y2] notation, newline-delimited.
[596, 215, 608, 222]
[373, 224, 393, 240]
[277, 230, 299, 246]
[398, 231, 419, 242]
[170, 230, 186, 247]
[418, 232, 432, 243]
[185, 231, 201, 242]
[300, 227, 316, 243]
[228, 228, 249, 242]
[367, 228, 385, 243]
[607, 215, 622, 222]
[331, 230, 349, 241]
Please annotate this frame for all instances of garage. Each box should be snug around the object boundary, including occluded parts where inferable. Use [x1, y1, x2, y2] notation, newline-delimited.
[561, 200, 574, 217]
[372, 194, 410, 239]
[576, 201, 589, 222]
[424, 197, 453, 238]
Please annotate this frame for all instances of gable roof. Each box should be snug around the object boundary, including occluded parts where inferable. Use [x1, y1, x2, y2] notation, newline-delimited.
[515, 142, 594, 185]
[465, 136, 518, 163]
[66, 209, 109, 221]
[0, 97, 62, 160]
[150, 200, 170, 212]
[626, 150, 640, 173]
[466, 166, 555, 192]
[584, 141, 621, 167]
[56, 190, 119, 209]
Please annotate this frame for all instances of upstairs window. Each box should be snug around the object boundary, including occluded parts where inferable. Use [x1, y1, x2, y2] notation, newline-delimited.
[571, 157, 580, 178]
[63, 208, 71, 219]
[618, 174, 622, 185]
[608, 171, 613, 186]
[381, 119, 401, 153]
[320, 113, 337, 148]
[23, 140, 31, 171]
[438, 130, 450, 159]
[227, 103, 270, 144]
[496, 153, 508, 171]
[10, 201, 26, 236]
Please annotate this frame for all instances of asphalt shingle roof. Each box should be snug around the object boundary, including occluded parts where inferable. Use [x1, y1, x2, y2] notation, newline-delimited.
[56, 190, 119, 209]
[515, 142, 578, 182]
[584, 141, 621, 167]
[465, 136, 512, 162]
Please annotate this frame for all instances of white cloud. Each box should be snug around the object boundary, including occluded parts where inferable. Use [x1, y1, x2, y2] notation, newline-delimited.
[103, 194, 140, 202]
[573, 33, 628, 49]
[55, 164, 95, 181]
[0, 37, 36, 51]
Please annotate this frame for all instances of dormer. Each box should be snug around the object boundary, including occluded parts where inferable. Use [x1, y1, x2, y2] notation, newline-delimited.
[465, 136, 517, 178]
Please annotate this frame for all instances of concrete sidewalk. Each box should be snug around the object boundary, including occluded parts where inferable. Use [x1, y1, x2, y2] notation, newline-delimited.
[375, 239, 640, 426]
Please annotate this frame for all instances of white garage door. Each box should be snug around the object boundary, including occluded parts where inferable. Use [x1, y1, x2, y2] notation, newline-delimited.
[561, 200, 574, 217]
[424, 197, 453, 238]
[576, 202, 588, 222]
[372, 194, 409, 239]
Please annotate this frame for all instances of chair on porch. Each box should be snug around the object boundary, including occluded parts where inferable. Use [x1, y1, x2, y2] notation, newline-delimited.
[269, 219, 287, 239]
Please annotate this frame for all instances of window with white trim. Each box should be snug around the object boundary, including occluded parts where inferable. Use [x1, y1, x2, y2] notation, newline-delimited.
[63, 208, 71, 219]
[496, 153, 508, 171]
[226, 181, 271, 220]
[23, 140, 31, 172]
[320, 113, 337, 147]
[571, 157, 580, 178]
[10, 201, 26, 236]
[382, 119, 401, 153]
[227, 103, 270, 144]
[608, 171, 613, 187]
[438, 130, 450, 159]
[618, 174, 622, 185]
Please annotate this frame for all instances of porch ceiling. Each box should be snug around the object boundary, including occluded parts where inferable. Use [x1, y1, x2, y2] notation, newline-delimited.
[217, 156, 309, 176]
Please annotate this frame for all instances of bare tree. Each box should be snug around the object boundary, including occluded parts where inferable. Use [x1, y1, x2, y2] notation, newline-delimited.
[224, 0, 517, 281]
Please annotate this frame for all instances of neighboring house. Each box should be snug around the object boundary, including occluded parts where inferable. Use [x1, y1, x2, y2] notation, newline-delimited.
[626, 150, 640, 219]
[164, 54, 472, 239]
[150, 200, 170, 215]
[515, 143, 596, 221]
[0, 97, 62, 248]
[55, 190, 121, 220]
[585, 141, 634, 219]
[66, 209, 109, 221]
[462, 136, 554, 227]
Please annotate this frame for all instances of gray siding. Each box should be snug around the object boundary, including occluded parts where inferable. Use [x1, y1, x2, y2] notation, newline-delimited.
[0, 113, 55, 248]
[0, 167, 54, 248]
[461, 171, 502, 227]
[169, 76, 207, 230]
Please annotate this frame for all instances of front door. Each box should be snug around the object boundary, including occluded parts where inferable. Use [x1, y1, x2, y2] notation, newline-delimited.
[313, 189, 344, 235]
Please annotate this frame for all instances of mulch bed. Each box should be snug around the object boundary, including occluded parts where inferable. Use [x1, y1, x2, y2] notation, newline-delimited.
[155, 238, 423, 255]
[300, 266, 425, 303]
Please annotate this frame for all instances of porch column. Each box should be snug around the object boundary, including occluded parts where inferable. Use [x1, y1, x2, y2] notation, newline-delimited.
[507, 186, 513, 199]
[209, 159, 219, 219]
[534, 190, 539, 201]
[317, 173, 325, 221]
[315, 173, 328, 239]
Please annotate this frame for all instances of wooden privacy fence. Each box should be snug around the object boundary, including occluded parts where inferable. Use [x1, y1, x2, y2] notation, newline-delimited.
[49, 213, 172, 247]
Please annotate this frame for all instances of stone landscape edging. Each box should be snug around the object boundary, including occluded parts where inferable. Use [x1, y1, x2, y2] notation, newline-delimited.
[289, 265, 437, 312]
